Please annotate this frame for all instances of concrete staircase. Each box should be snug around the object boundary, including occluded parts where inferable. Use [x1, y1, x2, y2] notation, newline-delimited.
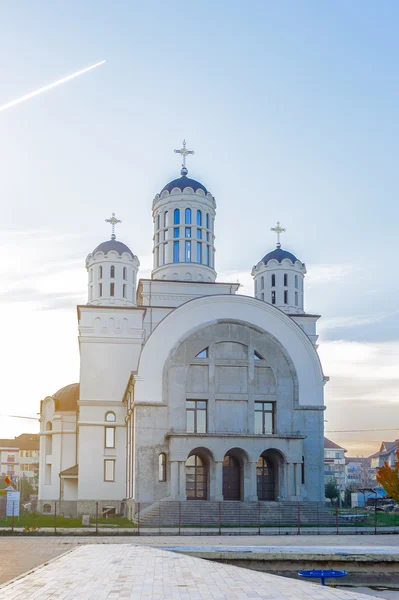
[135, 501, 338, 528]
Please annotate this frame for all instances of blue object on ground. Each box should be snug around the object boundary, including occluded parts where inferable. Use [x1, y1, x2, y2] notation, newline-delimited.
[298, 569, 348, 586]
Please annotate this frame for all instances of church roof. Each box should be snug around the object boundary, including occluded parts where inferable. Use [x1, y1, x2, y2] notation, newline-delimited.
[261, 247, 302, 265]
[160, 176, 208, 195]
[324, 437, 346, 451]
[53, 383, 79, 412]
[92, 239, 134, 258]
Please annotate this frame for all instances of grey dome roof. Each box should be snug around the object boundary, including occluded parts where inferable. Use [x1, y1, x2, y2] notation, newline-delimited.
[92, 239, 134, 258]
[160, 176, 208, 195]
[261, 247, 302, 265]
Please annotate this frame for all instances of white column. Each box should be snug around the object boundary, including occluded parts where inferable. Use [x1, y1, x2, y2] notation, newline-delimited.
[178, 461, 186, 499]
[214, 461, 223, 501]
[170, 462, 179, 499]
[248, 461, 258, 501]
[287, 462, 295, 499]
[295, 462, 302, 498]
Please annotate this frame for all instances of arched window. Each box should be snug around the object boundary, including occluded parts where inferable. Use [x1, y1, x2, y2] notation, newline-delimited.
[105, 412, 116, 422]
[164, 211, 168, 227]
[271, 274, 275, 287]
[254, 279, 257, 294]
[260, 276, 264, 290]
[295, 275, 298, 288]
[185, 208, 191, 224]
[295, 291, 298, 306]
[284, 273, 288, 286]
[110, 265, 115, 278]
[186, 454, 207, 500]
[174, 209, 180, 225]
[196, 210, 202, 226]
[158, 453, 167, 482]
[195, 348, 208, 358]
[157, 214, 160, 230]
[43, 503, 51, 514]
[206, 213, 209, 229]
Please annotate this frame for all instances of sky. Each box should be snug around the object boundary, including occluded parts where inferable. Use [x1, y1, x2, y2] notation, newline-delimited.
[0, 1, 398, 456]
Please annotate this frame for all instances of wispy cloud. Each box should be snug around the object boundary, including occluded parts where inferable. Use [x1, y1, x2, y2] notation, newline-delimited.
[320, 310, 399, 331]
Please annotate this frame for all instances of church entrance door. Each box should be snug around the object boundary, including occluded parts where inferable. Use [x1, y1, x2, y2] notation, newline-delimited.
[257, 455, 275, 501]
[223, 455, 240, 500]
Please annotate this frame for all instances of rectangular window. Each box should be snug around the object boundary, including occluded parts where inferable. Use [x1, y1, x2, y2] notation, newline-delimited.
[206, 213, 209, 229]
[185, 227, 191, 238]
[123, 267, 127, 280]
[295, 291, 298, 306]
[197, 228, 202, 239]
[206, 232, 210, 242]
[99, 283, 103, 297]
[197, 210, 202, 226]
[123, 284, 127, 298]
[185, 240, 191, 262]
[99, 266, 103, 279]
[105, 427, 115, 448]
[284, 290, 288, 304]
[206, 245, 210, 266]
[186, 400, 207, 433]
[254, 401, 275, 434]
[284, 273, 288, 286]
[174, 227, 180, 238]
[173, 241, 179, 262]
[197, 242, 202, 263]
[110, 283, 115, 297]
[271, 290, 276, 304]
[104, 459, 115, 482]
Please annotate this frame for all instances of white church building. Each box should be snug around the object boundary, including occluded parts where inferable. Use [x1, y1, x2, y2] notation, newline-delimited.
[38, 142, 328, 522]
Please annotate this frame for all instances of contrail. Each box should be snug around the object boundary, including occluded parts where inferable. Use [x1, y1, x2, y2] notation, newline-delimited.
[0, 60, 106, 113]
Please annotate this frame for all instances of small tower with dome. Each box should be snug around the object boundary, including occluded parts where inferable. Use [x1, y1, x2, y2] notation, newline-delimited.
[151, 140, 217, 282]
[86, 213, 140, 306]
[252, 222, 307, 315]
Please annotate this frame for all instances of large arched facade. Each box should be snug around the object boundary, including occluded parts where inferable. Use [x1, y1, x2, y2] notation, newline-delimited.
[130, 295, 325, 505]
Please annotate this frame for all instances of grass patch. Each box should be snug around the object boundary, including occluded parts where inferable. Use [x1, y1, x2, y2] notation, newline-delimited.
[0, 513, 136, 528]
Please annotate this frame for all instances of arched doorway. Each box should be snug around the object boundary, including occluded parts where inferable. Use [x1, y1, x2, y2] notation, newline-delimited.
[257, 454, 275, 501]
[186, 454, 208, 500]
[223, 454, 241, 500]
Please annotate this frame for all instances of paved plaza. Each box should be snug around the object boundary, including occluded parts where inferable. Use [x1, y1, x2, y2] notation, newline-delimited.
[1, 535, 399, 587]
[0, 543, 384, 600]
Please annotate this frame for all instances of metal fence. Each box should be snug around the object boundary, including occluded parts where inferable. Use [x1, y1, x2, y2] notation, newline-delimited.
[1, 499, 399, 535]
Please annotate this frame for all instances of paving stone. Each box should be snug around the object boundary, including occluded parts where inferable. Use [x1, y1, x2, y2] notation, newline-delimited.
[0, 544, 383, 600]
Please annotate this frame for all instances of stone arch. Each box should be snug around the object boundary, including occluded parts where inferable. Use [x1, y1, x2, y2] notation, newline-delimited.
[135, 295, 325, 408]
[186, 447, 213, 500]
[257, 448, 286, 501]
[223, 447, 249, 501]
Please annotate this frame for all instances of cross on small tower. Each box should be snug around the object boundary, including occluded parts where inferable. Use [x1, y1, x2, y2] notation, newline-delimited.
[174, 139, 195, 174]
[105, 212, 122, 240]
[270, 221, 286, 248]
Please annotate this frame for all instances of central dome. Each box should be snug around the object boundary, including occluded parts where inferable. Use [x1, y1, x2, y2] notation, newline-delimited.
[160, 175, 208, 195]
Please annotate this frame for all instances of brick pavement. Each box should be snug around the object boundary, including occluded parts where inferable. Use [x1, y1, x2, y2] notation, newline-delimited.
[0, 544, 382, 600]
[1, 535, 399, 587]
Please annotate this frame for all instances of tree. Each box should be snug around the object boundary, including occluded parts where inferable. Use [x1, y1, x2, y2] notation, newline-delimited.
[343, 487, 353, 508]
[325, 478, 339, 503]
[19, 476, 36, 504]
[376, 449, 399, 501]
